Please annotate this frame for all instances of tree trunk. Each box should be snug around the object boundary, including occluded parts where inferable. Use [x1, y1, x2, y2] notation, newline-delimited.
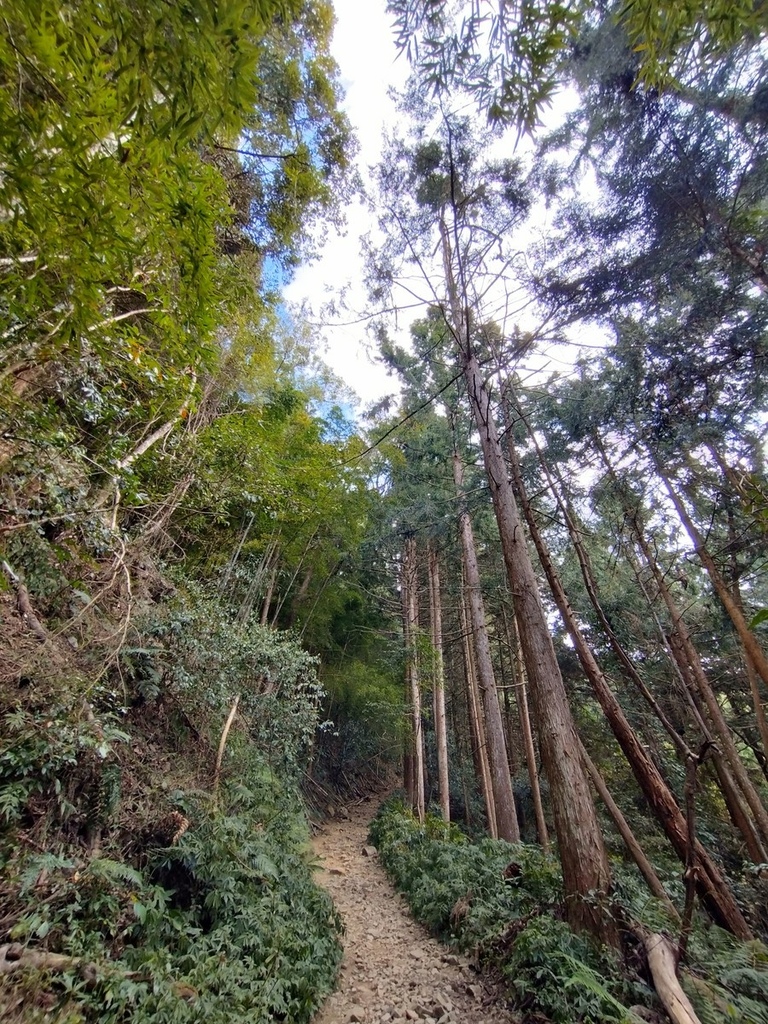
[580, 740, 679, 918]
[504, 412, 752, 938]
[459, 579, 497, 837]
[444, 340, 611, 934]
[260, 559, 278, 626]
[452, 447, 519, 842]
[658, 462, 768, 698]
[496, 633, 519, 776]
[644, 933, 704, 1024]
[403, 535, 426, 823]
[516, 406, 697, 765]
[428, 540, 451, 823]
[627, 545, 768, 864]
[502, 601, 549, 850]
[631, 512, 768, 852]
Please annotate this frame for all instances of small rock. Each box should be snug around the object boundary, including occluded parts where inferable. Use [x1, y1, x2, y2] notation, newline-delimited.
[348, 1005, 366, 1022]
[466, 984, 482, 999]
[629, 1008, 664, 1023]
[362, 845, 378, 857]
[405, 1010, 419, 1022]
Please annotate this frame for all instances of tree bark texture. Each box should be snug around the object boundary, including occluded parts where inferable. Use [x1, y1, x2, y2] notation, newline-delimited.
[658, 463, 768, 696]
[502, 601, 549, 850]
[437, 205, 613, 935]
[403, 535, 426, 823]
[453, 449, 519, 842]
[455, 347, 612, 935]
[459, 581, 497, 837]
[428, 540, 451, 823]
[632, 515, 768, 853]
[509, 424, 752, 937]
[580, 740, 679, 918]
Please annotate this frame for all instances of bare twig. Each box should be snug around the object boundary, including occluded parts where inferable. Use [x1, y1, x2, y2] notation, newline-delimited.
[213, 695, 241, 803]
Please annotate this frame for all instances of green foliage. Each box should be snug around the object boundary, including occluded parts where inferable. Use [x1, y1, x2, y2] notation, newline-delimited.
[371, 802, 768, 1024]
[0, 696, 128, 832]
[0, 0, 351, 610]
[618, 0, 768, 87]
[4, 763, 341, 1024]
[390, 0, 767, 130]
[319, 658, 404, 788]
[389, 0, 580, 132]
[125, 580, 324, 777]
[680, 928, 768, 1024]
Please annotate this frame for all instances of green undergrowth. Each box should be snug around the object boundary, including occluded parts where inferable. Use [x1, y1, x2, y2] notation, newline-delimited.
[1, 734, 342, 1024]
[369, 798, 768, 1024]
[0, 584, 343, 1024]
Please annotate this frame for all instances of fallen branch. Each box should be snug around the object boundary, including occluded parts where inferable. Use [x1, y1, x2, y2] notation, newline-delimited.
[1, 560, 48, 640]
[0, 942, 93, 981]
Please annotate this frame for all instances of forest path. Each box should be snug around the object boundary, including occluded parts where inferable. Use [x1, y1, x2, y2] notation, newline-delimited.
[311, 799, 519, 1024]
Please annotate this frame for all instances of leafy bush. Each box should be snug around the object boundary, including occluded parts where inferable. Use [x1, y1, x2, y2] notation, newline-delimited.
[0, 694, 128, 836]
[125, 581, 325, 778]
[0, 582, 342, 1024]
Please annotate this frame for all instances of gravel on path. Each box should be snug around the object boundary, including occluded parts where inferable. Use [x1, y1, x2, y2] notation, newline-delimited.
[311, 799, 520, 1024]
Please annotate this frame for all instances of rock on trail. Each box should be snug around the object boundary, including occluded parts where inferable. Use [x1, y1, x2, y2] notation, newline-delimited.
[311, 801, 518, 1024]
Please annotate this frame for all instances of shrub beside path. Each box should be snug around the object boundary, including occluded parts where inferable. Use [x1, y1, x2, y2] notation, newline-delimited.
[311, 799, 519, 1024]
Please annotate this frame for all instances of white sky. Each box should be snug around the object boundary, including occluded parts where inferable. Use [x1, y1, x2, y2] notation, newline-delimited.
[282, 0, 409, 411]
[282, 1, 596, 414]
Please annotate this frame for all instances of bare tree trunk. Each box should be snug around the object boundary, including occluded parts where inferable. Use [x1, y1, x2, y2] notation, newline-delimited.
[428, 540, 451, 823]
[531, 404, 765, 856]
[439, 207, 611, 935]
[213, 695, 241, 804]
[286, 566, 314, 628]
[271, 530, 318, 626]
[452, 446, 519, 842]
[580, 740, 679, 918]
[237, 535, 279, 624]
[516, 407, 697, 765]
[658, 462, 768, 697]
[403, 536, 426, 823]
[503, 409, 752, 938]
[631, 513, 768, 852]
[496, 634, 519, 776]
[502, 601, 549, 850]
[447, 632, 475, 829]
[259, 558, 279, 626]
[626, 543, 768, 865]
[221, 513, 255, 592]
[459, 581, 497, 837]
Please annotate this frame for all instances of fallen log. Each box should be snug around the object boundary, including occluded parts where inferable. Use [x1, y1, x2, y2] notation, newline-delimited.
[643, 932, 702, 1024]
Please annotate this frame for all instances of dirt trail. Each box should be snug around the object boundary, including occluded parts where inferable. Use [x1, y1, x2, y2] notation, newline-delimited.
[311, 799, 518, 1024]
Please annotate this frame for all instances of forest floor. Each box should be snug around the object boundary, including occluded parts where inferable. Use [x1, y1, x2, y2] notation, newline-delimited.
[311, 798, 520, 1024]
